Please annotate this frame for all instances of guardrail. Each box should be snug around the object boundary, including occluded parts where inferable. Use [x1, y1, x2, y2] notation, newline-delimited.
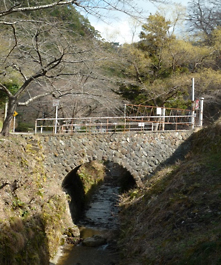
[35, 114, 193, 134]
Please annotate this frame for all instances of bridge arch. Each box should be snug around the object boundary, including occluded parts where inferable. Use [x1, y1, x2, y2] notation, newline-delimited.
[42, 131, 192, 188]
[61, 161, 136, 222]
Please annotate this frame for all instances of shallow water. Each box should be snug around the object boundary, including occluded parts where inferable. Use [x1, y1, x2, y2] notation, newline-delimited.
[55, 184, 120, 265]
[56, 235, 119, 265]
[79, 184, 120, 229]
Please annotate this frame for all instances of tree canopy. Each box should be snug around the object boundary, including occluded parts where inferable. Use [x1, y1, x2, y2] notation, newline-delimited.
[0, 0, 221, 135]
[109, 8, 221, 114]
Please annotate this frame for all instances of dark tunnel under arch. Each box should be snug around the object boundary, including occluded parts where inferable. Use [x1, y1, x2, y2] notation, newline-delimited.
[62, 160, 137, 222]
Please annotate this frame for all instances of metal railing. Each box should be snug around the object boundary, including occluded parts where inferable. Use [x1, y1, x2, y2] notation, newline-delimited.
[35, 113, 194, 134]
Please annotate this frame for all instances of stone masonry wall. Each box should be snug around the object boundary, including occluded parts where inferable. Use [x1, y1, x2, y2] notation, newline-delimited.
[41, 131, 193, 187]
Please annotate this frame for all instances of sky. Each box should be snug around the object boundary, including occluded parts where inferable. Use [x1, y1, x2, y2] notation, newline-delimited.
[80, 0, 190, 44]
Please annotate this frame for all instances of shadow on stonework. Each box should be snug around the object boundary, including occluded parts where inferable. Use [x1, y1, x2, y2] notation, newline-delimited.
[144, 133, 193, 180]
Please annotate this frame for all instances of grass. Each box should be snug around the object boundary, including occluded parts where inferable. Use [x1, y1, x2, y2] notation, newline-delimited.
[0, 135, 75, 264]
[118, 122, 221, 265]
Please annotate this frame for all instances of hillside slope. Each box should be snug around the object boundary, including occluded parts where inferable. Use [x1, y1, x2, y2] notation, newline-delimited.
[119, 121, 221, 265]
[0, 135, 77, 264]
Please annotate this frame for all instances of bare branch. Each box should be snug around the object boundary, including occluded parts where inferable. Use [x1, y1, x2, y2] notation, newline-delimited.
[11, 64, 27, 81]
[187, 0, 221, 39]
[18, 92, 51, 106]
[33, 30, 43, 67]
[0, 22, 18, 62]
[0, 1, 79, 18]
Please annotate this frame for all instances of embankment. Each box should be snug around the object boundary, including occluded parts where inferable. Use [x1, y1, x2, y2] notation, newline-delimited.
[118, 122, 221, 265]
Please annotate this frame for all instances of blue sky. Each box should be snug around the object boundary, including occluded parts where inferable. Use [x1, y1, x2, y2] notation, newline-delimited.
[80, 0, 190, 43]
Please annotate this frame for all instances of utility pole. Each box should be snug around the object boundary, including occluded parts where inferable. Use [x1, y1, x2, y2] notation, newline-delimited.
[191, 78, 195, 129]
[199, 97, 204, 127]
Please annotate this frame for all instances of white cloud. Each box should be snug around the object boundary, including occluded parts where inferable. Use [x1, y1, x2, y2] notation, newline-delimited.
[84, 0, 190, 44]
[95, 19, 138, 44]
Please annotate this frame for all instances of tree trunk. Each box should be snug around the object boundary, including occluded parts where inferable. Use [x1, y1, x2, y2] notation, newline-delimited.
[0, 96, 17, 137]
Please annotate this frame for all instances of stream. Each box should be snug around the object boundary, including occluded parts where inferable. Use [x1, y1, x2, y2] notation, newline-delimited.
[55, 183, 120, 265]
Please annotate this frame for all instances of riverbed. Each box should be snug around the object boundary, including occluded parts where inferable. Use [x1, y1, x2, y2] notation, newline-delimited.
[55, 183, 120, 265]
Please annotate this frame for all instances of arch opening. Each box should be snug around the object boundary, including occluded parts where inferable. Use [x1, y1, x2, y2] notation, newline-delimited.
[62, 160, 137, 223]
[104, 161, 137, 192]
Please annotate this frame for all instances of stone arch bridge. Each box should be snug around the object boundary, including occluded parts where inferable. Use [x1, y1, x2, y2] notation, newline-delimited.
[41, 131, 193, 187]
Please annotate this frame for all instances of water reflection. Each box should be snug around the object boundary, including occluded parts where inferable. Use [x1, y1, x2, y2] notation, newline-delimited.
[56, 244, 119, 265]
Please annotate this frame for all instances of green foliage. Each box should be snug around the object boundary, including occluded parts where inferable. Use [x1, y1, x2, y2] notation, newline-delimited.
[15, 122, 34, 132]
[111, 14, 194, 107]
[109, 11, 221, 113]
[139, 12, 173, 56]
[118, 83, 145, 103]
[0, 83, 19, 107]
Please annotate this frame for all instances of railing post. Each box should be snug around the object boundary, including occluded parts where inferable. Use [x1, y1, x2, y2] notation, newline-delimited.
[54, 105, 58, 134]
[162, 106, 165, 131]
[106, 118, 108, 133]
[199, 97, 204, 127]
[124, 104, 126, 118]
[35, 120, 37, 134]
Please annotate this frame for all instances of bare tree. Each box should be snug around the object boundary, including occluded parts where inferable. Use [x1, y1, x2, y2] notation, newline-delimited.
[0, 0, 144, 19]
[0, 16, 106, 135]
[0, 0, 164, 136]
[187, 0, 221, 42]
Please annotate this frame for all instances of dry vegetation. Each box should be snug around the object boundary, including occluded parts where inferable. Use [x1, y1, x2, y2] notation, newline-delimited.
[0, 135, 76, 264]
[118, 121, 221, 265]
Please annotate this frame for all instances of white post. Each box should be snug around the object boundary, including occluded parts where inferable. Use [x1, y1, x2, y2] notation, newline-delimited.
[199, 97, 204, 127]
[124, 104, 127, 130]
[124, 104, 126, 118]
[162, 106, 166, 131]
[35, 120, 37, 134]
[191, 78, 195, 129]
[13, 116, 16, 132]
[4, 101, 8, 121]
[55, 105, 58, 134]
[53, 100, 60, 134]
